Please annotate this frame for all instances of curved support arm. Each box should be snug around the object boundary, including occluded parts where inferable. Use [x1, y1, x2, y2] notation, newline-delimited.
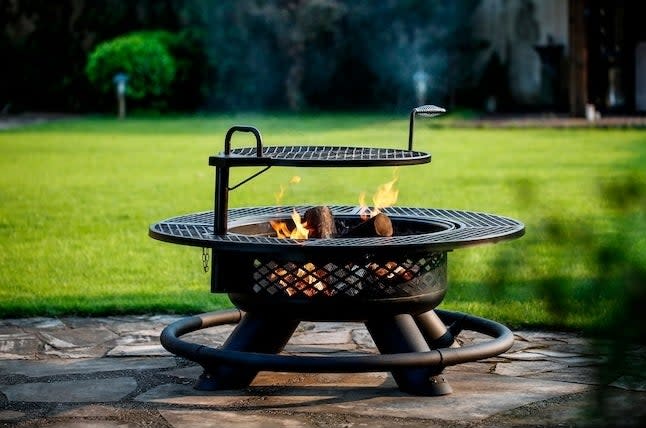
[408, 105, 446, 151]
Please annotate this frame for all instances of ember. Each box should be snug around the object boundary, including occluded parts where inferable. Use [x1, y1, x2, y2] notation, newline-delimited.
[267, 262, 334, 297]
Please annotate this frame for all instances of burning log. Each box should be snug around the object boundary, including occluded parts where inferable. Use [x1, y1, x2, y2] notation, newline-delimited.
[344, 213, 393, 237]
[304, 206, 337, 238]
[271, 207, 393, 239]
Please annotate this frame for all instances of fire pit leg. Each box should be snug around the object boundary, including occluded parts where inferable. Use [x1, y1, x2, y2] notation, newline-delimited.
[415, 310, 457, 349]
[195, 312, 299, 391]
[365, 314, 453, 396]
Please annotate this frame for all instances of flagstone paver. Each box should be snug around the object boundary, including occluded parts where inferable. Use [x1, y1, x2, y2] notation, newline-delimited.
[1, 377, 138, 403]
[0, 357, 176, 378]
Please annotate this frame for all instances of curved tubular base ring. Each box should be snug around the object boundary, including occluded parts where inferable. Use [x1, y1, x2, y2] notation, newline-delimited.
[160, 308, 514, 373]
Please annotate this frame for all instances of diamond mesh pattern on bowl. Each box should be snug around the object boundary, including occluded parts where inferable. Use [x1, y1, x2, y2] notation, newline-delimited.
[250, 252, 446, 299]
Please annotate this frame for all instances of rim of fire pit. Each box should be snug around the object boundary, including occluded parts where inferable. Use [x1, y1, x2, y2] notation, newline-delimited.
[149, 206, 525, 256]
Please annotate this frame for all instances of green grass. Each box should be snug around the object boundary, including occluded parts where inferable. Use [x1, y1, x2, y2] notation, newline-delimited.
[1, 113, 645, 332]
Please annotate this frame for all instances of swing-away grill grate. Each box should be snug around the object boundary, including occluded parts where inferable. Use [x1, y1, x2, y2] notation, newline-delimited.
[209, 146, 431, 167]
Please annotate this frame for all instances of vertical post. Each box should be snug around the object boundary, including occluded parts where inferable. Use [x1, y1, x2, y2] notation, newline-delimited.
[113, 73, 128, 120]
[214, 165, 229, 235]
[408, 110, 416, 151]
[211, 164, 229, 292]
[568, 0, 588, 117]
[117, 93, 126, 119]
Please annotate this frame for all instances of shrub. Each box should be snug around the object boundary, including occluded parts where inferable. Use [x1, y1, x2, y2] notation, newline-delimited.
[135, 29, 214, 110]
[85, 32, 176, 102]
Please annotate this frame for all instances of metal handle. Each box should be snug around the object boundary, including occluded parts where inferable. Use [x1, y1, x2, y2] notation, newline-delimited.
[224, 126, 263, 157]
[217, 126, 264, 236]
[408, 105, 446, 150]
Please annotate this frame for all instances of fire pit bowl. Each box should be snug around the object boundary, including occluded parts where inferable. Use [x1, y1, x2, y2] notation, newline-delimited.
[150, 206, 523, 321]
[149, 106, 526, 396]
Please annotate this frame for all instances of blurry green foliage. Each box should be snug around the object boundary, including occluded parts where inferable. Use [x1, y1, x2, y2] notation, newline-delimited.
[484, 173, 646, 424]
[136, 29, 215, 111]
[85, 32, 176, 102]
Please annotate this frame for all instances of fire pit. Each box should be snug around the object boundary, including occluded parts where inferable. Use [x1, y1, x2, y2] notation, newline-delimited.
[149, 106, 525, 396]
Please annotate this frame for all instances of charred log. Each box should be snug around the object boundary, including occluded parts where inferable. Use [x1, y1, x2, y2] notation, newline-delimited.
[344, 213, 393, 237]
[304, 206, 337, 238]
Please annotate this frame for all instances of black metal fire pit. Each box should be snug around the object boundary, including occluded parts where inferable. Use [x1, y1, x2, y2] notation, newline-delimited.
[149, 106, 525, 396]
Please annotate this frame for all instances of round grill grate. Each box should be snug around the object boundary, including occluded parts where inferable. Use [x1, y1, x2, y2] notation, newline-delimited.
[210, 146, 431, 167]
[149, 206, 525, 255]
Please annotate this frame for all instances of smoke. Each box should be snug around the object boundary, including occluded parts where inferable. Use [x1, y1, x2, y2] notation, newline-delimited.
[341, 1, 478, 110]
[199, 1, 480, 111]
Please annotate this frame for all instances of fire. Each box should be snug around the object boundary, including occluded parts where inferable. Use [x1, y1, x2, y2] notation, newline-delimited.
[275, 175, 302, 204]
[359, 171, 399, 219]
[274, 185, 287, 205]
[260, 169, 413, 297]
[270, 208, 309, 239]
[270, 176, 309, 239]
[269, 170, 400, 238]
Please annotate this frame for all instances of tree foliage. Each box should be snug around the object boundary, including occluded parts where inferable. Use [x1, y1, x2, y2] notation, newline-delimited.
[2, 0, 481, 113]
[85, 32, 176, 101]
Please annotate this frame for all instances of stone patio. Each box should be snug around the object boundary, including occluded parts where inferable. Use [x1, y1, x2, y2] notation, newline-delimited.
[1, 314, 645, 427]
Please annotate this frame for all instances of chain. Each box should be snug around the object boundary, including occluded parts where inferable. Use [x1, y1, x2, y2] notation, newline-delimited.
[201, 248, 210, 273]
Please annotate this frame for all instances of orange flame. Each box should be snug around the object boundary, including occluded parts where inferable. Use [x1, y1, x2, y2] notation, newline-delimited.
[359, 171, 399, 219]
[270, 208, 309, 239]
[275, 176, 302, 204]
[270, 171, 400, 238]
[274, 185, 287, 205]
[270, 176, 308, 239]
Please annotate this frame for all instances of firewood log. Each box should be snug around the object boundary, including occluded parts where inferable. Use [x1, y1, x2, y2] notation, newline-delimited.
[304, 206, 337, 238]
[343, 213, 393, 237]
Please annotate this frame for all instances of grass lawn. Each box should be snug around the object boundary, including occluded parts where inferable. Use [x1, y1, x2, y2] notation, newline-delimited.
[1, 113, 644, 331]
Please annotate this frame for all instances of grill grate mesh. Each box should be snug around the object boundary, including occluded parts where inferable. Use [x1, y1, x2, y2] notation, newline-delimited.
[229, 146, 429, 163]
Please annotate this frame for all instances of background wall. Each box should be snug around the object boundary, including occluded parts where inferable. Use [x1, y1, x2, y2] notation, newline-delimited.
[470, 0, 568, 111]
